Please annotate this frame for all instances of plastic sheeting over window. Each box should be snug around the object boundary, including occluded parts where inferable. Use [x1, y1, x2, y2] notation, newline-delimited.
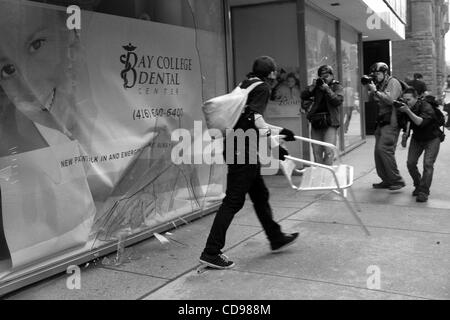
[0, 0, 227, 289]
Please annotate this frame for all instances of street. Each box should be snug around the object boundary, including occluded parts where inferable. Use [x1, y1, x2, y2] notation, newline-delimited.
[5, 135, 450, 300]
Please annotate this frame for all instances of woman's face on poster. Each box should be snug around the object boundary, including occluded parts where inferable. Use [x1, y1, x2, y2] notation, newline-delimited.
[287, 77, 296, 88]
[0, 3, 74, 128]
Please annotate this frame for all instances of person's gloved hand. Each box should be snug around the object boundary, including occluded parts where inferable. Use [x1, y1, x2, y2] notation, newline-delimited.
[280, 128, 295, 141]
[276, 145, 289, 161]
[401, 132, 409, 148]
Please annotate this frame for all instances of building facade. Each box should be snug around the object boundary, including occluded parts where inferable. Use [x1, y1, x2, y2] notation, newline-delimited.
[231, 0, 406, 158]
[392, 0, 450, 98]
[0, 0, 419, 294]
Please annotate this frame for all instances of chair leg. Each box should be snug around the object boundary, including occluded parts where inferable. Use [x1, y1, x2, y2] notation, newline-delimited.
[337, 190, 371, 236]
[348, 187, 361, 212]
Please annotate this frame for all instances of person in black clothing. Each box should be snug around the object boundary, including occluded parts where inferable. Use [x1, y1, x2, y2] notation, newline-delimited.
[199, 56, 299, 269]
[407, 73, 428, 97]
[398, 88, 441, 202]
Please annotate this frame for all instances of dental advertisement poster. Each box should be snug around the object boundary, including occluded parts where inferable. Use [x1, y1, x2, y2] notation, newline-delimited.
[0, 0, 223, 279]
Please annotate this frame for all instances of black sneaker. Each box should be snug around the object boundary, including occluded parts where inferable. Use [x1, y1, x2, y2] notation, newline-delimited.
[199, 253, 235, 269]
[271, 232, 299, 252]
[389, 181, 406, 191]
[372, 182, 391, 189]
[416, 193, 428, 203]
[412, 188, 420, 197]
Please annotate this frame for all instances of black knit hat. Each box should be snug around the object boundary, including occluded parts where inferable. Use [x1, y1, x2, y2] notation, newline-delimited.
[251, 56, 277, 79]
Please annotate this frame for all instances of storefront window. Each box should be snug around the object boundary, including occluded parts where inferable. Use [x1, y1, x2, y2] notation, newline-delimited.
[231, 1, 303, 169]
[305, 6, 339, 153]
[132, 0, 228, 100]
[341, 23, 363, 148]
[1, 0, 228, 286]
[31, 0, 227, 100]
[305, 6, 338, 85]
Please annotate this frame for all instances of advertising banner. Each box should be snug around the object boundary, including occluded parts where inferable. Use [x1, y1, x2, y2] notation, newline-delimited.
[0, 0, 223, 280]
[266, 67, 302, 118]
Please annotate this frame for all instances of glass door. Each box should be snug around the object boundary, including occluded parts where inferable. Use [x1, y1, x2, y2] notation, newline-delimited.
[341, 23, 364, 149]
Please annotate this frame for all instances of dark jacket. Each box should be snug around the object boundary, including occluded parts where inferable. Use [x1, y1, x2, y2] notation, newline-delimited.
[301, 80, 343, 127]
[240, 78, 271, 115]
[410, 100, 442, 142]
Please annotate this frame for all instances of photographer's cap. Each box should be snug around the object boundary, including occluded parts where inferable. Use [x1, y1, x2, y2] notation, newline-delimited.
[370, 62, 390, 74]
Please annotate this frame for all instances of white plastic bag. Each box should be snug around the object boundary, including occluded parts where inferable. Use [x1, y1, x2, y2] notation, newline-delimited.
[202, 81, 263, 135]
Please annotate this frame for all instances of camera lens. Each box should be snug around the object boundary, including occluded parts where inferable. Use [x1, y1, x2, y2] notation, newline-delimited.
[361, 75, 372, 85]
[393, 101, 403, 108]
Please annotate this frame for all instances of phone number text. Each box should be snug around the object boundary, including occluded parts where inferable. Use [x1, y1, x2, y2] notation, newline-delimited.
[132, 108, 184, 120]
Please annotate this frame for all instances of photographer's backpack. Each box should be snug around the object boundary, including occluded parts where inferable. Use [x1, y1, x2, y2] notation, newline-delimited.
[387, 77, 410, 131]
[202, 81, 263, 136]
[390, 76, 410, 92]
[422, 95, 446, 142]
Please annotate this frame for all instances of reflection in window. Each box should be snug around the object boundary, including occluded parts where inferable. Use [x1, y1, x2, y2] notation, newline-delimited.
[31, 0, 222, 32]
[305, 6, 338, 84]
[30, 0, 227, 101]
[341, 23, 362, 147]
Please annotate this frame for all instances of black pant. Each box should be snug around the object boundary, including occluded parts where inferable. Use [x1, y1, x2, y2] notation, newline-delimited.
[203, 164, 283, 256]
[374, 124, 404, 184]
[407, 137, 440, 195]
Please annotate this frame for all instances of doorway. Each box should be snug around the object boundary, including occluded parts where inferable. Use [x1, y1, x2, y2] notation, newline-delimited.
[231, 0, 303, 174]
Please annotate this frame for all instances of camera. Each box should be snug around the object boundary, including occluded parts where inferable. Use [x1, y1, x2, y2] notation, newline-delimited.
[316, 78, 325, 86]
[361, 74, 376, 85]
[393, 99, 406, 108]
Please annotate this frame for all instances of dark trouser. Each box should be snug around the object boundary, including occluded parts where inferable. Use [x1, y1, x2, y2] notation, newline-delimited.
[407, 137, 440, 195]
[203, 164, 283, 256]
[374, 124, 404, 184]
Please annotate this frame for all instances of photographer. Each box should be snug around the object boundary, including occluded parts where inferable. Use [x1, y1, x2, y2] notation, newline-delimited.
[362, 62, 406, 191]
[397, 88, 441, 202]
[407, 73, 429, 97]
[301, 65, 343, 165]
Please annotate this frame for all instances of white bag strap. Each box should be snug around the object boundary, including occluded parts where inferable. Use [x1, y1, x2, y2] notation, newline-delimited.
[244, 80, 264, 93]
[238, 81, 264, 114]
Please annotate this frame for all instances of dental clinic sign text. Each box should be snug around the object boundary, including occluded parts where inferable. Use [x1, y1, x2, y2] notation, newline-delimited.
[120, 43, 193, 91]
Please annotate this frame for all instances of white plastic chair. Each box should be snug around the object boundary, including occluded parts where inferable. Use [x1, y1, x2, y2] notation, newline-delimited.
[279, 135, 370, 236]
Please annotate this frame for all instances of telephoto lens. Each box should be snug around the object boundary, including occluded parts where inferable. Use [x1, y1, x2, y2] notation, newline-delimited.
[393, 100, 405, 108]
[361, 75, 372, 85]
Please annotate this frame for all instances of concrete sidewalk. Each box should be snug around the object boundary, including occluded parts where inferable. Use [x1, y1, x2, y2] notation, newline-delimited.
[4, 136, 450, 300]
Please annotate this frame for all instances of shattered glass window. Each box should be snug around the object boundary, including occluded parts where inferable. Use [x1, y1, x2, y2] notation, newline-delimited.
[0, 0, 227, 281]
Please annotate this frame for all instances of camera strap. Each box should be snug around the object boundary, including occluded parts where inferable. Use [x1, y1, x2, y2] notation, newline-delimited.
[379, 77, 390, 92]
